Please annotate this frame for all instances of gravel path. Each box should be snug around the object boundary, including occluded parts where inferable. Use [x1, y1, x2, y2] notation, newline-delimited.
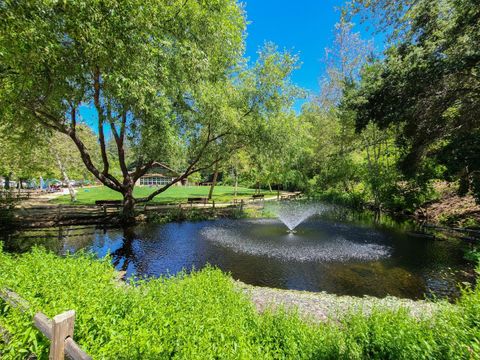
[235, 281, 445, 322]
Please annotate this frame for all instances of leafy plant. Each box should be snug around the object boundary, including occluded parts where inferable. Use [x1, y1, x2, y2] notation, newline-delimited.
[1, 246, 480, 359]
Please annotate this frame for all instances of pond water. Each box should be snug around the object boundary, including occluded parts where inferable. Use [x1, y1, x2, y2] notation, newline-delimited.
[1, 206, 475, 300]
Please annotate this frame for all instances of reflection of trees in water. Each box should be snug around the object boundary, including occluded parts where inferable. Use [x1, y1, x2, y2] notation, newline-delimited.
[110, 227, 137, 272]
[3, 226, 98, 254]
[4, 226, 141, 274]
[62, 226, 97, 252]
[3, 227, 66, 253]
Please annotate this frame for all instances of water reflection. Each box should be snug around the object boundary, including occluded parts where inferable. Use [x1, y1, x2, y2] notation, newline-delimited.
[1, 209, 475, 300]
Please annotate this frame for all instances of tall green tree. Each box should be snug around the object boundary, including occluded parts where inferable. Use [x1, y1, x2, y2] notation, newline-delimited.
[188, 44, 302, 199]
[304, 19, 373, 194]
[350, 0, 480, 200]
[0, 122, 50, 186]
[0, 0, 245, 222]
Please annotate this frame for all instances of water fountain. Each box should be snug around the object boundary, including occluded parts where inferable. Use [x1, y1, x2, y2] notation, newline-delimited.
[270, 201, 326, 232]
[201, 200, 391, 263]
[5, 201, 468, 298]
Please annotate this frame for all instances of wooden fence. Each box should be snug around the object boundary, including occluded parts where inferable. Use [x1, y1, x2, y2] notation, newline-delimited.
[0, 193, 281, 228]
[0, 288, 92, 360]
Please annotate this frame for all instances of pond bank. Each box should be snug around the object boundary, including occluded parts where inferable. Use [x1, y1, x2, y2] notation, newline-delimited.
[0, 199, 272, 229]
[235, 281, 444, 322]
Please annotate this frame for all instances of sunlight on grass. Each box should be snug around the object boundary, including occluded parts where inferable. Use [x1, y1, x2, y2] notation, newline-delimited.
[52, 186, 275, 205]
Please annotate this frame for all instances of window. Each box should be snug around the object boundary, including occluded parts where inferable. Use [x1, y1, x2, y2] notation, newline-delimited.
[140, 176, 171, 186]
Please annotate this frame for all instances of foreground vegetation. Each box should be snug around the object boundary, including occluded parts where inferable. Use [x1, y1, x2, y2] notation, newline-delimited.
[0, 247, 479, 359]
[51, 186, 275, 205]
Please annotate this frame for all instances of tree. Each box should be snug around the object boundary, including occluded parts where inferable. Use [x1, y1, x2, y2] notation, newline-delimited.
[247, 110, 312, 195]
[49, 126, 101, 201]
[350, 0, 480, 200]
[0, 0, 246, 223]
[191, 44, 302, 200]
[318, 17, 373, 109]
[0, 121, 53, 186]
[345, 0, 416, 40]
[304, 19, 373, 194]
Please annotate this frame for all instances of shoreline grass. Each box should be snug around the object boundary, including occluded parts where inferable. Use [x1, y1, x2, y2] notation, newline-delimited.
[1, 246, 479, 359]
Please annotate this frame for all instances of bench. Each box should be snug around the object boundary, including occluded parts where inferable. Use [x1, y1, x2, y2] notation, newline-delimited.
[95, 200, 123, 207]
[95, 200, 123, 215]
[251, 194, 264, 200]
[187, 197, 208, 206]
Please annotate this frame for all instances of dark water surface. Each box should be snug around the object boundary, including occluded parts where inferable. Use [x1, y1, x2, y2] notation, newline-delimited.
[2, 211, 474, 299]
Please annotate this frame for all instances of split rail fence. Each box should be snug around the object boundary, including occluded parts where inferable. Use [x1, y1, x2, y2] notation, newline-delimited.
[0, 288, 92, 360]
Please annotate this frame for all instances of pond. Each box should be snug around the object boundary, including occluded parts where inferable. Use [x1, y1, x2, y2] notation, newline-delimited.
[1, 204, 475, 300]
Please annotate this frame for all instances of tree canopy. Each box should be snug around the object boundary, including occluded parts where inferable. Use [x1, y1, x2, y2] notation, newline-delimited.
[349, 0, 480, 198]
[1, 0, 478, 220]
[0, 0, 247, 220]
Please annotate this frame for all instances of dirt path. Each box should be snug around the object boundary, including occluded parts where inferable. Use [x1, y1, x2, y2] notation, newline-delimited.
[20, 190, 67, 207]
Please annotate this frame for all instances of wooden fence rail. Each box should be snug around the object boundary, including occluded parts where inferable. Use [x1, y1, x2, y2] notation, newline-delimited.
[0, 289, 92, 360]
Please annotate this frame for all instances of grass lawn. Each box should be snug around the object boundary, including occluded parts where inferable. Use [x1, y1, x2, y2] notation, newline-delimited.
[52, 185, 275, 205]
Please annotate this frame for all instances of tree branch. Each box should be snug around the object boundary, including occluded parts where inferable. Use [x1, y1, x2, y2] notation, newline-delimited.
[108, 109, 130, 179]
[31, 107, 123, 192]
[135, 124, 228, 203]
[94, 66, 110, 176]
[70, 104, 76, 131]
[131, 160, 155, 182]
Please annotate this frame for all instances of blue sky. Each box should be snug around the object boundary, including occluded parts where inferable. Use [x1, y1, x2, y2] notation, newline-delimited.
[243, 0, 345, 94]
[82, 1, 379, 127]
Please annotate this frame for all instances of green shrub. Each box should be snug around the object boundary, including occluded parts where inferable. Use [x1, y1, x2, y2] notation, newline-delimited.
[465, 247, 480, 263]
[313, 189, 366, 210]
[0, 246, 479, 359]
[147, 208, 217, 224]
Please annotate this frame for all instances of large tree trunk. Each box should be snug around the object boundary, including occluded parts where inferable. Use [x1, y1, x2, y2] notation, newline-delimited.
[55, 152, 76, 202]
[122, 186, 136, 225]
[208, 161, 220, 200]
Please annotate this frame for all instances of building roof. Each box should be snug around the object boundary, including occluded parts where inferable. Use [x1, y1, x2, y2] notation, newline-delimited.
[128, 161, 179, 176]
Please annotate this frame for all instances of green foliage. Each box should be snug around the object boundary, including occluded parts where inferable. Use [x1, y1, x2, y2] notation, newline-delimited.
[312, 189, 366, 210]
[147, 208, 217, 224]
[349, 0, 480, 202]
[302, 101, 435, 212]
[436, 130, 480, 203]
[1, 247, 480, 359]
[0, 0, 252, 219]
[0, 0, 246, 161]
[464, 247, 480, 263]
[0, 122, 51, 180]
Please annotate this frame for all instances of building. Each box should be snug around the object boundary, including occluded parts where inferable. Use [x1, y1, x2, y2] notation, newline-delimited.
[133, 162, 183, 187]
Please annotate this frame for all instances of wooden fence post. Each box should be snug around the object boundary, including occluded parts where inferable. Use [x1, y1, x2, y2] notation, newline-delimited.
[50, 310, 75, 360]
[33, 310, 92, 360]
[2, 289, 91, 359]
[57, 204, 62, 222]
